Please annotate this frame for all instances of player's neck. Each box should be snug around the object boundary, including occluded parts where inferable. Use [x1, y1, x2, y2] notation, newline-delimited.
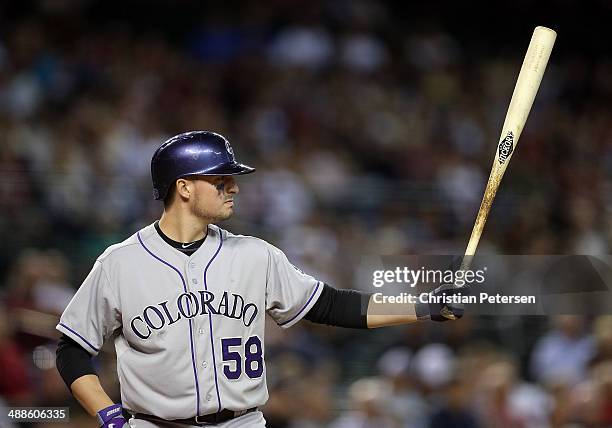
[158, 210, 209, 243]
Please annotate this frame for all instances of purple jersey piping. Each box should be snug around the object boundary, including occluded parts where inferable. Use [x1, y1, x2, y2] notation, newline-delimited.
[137, 232, 202, 416]
[203, 232, 224, 413]
[59, 323, 100, 353]
[278, 281, 322, 326]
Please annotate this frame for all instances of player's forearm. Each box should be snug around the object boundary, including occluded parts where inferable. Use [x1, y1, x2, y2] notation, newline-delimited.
[366, 284, 468, 327]
[304, 285, 421, 328]
[70, 375, 115, 417]
[366, 296, 418, 328]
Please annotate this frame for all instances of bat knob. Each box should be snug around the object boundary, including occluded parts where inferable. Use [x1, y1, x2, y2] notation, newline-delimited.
[440, 306, 458, 320]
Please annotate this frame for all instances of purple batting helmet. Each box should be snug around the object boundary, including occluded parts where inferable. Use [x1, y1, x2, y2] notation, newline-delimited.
[151, 131, 255, 200]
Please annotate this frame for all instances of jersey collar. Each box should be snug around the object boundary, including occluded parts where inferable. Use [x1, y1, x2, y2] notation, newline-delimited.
[140, 222, 221, 263]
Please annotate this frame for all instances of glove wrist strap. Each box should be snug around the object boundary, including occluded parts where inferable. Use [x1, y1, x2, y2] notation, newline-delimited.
[96, 404, 123, 427]
[414, 301, 431, 320]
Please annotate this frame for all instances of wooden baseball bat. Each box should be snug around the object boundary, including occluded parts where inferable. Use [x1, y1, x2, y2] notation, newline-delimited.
[461, 26, 557, 270]
[441, 27, 556, 319]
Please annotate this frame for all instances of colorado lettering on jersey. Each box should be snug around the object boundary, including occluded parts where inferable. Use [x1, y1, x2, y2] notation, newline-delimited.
[130, 290, 258, 339]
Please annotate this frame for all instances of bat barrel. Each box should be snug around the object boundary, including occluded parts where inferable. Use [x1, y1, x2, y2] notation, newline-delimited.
[462, 26, 556, 261]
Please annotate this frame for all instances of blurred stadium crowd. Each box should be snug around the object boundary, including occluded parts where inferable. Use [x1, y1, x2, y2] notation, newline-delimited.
[0, 0, 611, 427]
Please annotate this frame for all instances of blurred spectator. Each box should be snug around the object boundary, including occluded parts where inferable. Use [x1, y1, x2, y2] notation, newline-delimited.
[411, 343, 455, 391]
[377, 347, 429, 428]
[565, 361, 612, 426]
[330, 377, 398, 428]
[339, 33, 389, 74]
[591, 315, 612, 366]
[530, 315, 595, 386]
[269, 26, 334, 69]
[475, 357, 552, 428]
[4, 250, 73, 352]
[429, 376, 479, 428]
[0, 303, 31, 405]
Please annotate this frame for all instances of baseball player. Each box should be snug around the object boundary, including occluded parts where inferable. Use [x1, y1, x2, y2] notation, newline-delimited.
[55, 131, 464, 427]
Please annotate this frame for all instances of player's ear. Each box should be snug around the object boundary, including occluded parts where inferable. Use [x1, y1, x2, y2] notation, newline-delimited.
[175, 178, 193, 201]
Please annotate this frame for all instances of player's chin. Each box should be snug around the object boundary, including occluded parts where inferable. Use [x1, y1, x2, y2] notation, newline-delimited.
[219, 207, 234, 220]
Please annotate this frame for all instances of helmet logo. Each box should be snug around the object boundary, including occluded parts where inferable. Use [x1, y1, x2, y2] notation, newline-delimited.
[225, 140, 235, 160]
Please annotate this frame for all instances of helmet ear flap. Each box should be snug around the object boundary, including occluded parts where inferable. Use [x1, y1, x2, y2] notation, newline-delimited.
[162, 182, 177, 208]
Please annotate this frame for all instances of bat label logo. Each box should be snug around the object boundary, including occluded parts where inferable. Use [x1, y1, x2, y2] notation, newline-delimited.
[498, 132, 514, 164]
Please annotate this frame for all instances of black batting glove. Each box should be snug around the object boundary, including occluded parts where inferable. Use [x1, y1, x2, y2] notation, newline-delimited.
[415, 283, 469, 322]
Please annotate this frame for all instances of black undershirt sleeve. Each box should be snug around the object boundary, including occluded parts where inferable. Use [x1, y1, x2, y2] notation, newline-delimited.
[56, 334, 97, 390]
[304, 284, 371, 329]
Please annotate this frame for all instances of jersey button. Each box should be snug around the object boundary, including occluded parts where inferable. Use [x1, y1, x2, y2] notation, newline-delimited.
[189, 262, 196, 269]
[198, 329, 205, 334]
[192, 279, 198, 285]
[201, 361, 208, 368]
[206, 394, 212, 401]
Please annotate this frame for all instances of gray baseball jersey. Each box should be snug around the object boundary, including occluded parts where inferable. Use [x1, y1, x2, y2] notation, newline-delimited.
[56, 223, 323, 420]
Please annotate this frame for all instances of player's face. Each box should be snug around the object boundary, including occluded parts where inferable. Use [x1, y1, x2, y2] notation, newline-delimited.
[190, 176, 239, 222]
